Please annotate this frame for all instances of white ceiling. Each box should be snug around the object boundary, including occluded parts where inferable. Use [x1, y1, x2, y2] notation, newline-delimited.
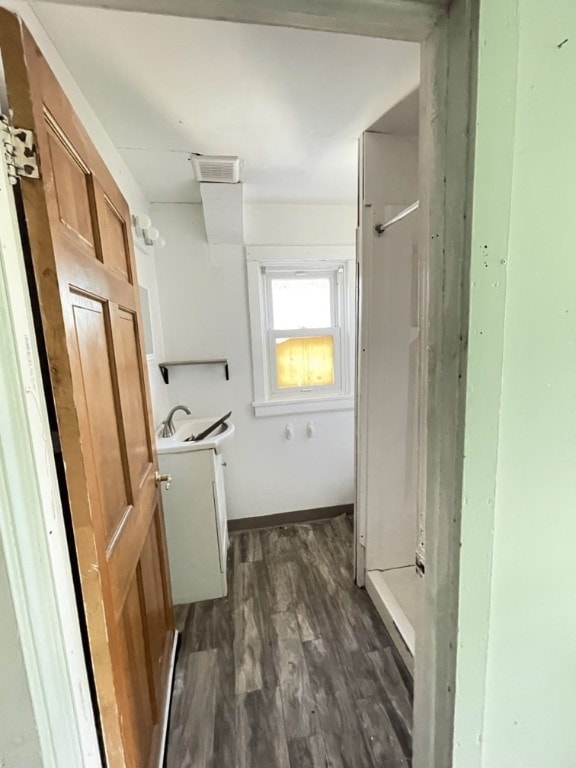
[31, 3, 419, 203]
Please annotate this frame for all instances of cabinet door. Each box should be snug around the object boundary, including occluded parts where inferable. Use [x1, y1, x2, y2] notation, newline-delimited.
[212, 453, 228, 574]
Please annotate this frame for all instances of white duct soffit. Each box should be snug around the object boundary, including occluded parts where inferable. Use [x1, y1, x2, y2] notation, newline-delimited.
[199, 182, 244, 245]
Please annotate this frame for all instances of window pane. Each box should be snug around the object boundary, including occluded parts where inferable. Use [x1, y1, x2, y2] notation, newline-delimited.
[271, 277, 332, 329]
[275, 335, 334, 388]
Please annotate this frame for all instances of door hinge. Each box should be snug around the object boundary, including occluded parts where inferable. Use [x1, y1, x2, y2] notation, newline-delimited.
[1, 114, 40, 184]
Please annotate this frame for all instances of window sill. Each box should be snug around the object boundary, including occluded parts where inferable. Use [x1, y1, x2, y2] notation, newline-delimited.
[252, 395, 354, 418]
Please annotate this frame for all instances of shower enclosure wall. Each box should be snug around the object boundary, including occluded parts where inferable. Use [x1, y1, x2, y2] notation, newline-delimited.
[356, 129, 422, 672]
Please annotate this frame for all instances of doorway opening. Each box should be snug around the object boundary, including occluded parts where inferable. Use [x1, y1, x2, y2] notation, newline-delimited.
[0, 2, 476, 767]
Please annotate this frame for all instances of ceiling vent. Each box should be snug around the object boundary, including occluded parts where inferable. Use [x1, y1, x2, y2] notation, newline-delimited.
[192, 155, 241, 184]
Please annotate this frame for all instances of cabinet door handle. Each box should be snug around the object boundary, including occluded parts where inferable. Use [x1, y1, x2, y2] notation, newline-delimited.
[155, 471, 172, 490]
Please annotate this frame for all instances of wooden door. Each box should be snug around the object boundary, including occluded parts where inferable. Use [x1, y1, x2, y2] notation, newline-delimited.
[0, 11, 174, 768]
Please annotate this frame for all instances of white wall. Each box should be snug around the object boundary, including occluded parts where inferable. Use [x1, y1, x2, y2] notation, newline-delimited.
[357, 132, 419, 570]
[244, 204, 357, 245]
[134, 244, 169, 419]
[152, 202, 356, 519]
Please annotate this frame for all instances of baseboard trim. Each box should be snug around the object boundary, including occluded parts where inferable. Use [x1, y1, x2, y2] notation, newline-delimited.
[228, 504, 353, 532]
[365, 570, 414, 675]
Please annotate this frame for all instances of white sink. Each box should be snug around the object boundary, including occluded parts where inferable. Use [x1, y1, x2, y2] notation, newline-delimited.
[156, 416, 235, 455]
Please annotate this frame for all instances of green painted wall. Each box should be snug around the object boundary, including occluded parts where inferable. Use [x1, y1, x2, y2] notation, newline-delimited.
[455, 1, 576, 766]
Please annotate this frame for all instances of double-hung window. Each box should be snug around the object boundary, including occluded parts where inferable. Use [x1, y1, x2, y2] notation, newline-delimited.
[266, 267, 342, 393]
[247, 246, 355, 416]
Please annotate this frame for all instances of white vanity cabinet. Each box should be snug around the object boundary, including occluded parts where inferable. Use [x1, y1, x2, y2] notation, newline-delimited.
[159, 447, 228, 604]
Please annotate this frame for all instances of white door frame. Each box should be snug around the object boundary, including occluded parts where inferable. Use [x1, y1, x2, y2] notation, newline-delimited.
[413, 4, 478, 764]
[0, 134, 102, 765]
[3, 1, 478, 767]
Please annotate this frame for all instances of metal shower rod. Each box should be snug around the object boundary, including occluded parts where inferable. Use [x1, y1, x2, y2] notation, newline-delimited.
[374, 200, 419, 236]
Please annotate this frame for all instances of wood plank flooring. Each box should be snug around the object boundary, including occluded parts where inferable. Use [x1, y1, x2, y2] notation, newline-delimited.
[166, 516, 413, 768]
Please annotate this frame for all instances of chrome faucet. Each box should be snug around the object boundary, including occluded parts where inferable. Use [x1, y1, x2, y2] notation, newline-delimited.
[160, 405, 192, 438]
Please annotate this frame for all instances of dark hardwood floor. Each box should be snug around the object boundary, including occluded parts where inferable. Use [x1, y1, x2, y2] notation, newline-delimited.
[166, 516, 413, 768]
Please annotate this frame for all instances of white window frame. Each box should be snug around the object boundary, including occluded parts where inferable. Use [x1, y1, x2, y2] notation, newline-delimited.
[246, 245, 355, 417]
[265, 266, 343, 397]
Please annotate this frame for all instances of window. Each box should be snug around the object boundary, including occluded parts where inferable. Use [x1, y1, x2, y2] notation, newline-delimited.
[247, 246, 355, 416]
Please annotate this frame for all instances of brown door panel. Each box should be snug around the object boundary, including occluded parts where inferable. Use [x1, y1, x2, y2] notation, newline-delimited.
[140, 512, 175, 704]
[0, 10, 174, 767]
